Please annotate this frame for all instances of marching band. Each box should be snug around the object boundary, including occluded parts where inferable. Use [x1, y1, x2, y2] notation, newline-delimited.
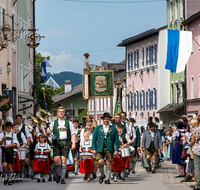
[0, 107, 163, 186]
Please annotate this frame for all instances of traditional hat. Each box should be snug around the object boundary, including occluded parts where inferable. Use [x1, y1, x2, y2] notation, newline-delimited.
[148, 121, 157, 127]
[101, 112, 112, 119]
[129, 118, 136, 122]
[6, 122, 12, 127]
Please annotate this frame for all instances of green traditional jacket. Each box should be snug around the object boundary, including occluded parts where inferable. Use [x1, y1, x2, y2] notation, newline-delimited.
[92, 125, 119, 153]
[132, 126, 140, 147]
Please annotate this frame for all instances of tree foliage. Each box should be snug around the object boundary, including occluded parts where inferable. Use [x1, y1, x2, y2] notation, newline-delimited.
[54, 84, 64, 95]
[78, 109, 87, 122]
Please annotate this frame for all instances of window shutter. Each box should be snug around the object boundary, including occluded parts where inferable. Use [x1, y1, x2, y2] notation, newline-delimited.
[134, 51, 136, 69]
[155, 89, 157, 109]
[151, 45, 154, 64]
[143, 91, 145, 110]
[151, 90, 154, 109]
[137, 49, 139, 68]
[128, 94, 130, 111]
[149, 46, 151, 65]
[155, 44, 157, 63]
[146, 47, 148, 66]
[137, 91, 139, 111]
[134, 93, 136, 111]
[140, 92, 142, 110]
[131, 92, 133, 111]
[128, 53, 130, 71]
[131, 52, 133, 70]
[149, 90, 151, 110]
[142, 48, 144, 67]
[146, 91, 148, 110]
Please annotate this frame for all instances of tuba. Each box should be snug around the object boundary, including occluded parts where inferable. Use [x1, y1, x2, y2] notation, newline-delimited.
[31, 116, 38, 126]
[40, 108, 52, 120]
[37, 114, 45, 126]
[25, 122, 34, 131]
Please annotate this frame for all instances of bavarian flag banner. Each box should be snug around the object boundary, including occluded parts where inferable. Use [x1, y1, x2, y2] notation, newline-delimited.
[89, 71, 114, 97]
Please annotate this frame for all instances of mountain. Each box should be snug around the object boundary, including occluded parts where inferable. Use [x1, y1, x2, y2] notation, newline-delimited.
[46, 71, 82, 87]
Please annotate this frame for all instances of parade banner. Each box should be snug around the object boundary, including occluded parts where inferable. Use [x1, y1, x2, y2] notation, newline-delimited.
[89, 70, 114, 97]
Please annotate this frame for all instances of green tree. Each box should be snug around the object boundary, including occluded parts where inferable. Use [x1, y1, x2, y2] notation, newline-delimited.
[78, 109, 87, 122]
[54, 84, 64, 95]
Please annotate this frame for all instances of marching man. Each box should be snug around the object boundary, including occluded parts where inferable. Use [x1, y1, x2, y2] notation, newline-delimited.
[92, 112, 119, 184]
[49, 107, 76, 184]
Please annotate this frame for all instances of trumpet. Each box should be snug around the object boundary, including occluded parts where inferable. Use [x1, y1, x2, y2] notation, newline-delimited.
[25, 122, 34, 131]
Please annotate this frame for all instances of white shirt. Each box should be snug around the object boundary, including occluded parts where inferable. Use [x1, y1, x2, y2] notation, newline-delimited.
[0, 132, 18, 146]
[35, 142, 51, 151]
[80, 139, 92, 151]
[80, 128, 93, 143]
[150, 129, 155, 141]
[122, 122, 131, 135]
[119, 134, 131, 143]
[50, 119, 75, 140]
[74, 128, 79, 143]
[103, 124, 109, 133]
[18, 123, 31, 138]
[132, 127, 136, 138]
[14, 132, 27, 152]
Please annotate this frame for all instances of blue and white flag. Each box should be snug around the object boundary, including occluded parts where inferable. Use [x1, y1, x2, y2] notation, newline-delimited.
[165, 29, 192, 73]
[41, 58, 52, 80]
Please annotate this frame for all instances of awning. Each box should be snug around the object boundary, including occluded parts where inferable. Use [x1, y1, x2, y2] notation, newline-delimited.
[157, 103, 184, 114]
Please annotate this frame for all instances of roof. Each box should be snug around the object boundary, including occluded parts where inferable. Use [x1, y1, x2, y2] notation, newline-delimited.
[118, 25, 167, 47]
[52, 83, 83, 105]
[157, 103, 184, 114]
[182, 11, 200, 26]
[45, 77, 60, 89]
[101, 60, 125, 70]
[114, 71, 126, 82]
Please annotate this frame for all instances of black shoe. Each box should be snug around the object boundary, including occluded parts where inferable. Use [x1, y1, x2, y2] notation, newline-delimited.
[65, 172, 69, 178]
[93, 173, 96, 179]
[56, 176, 61, 183]
[146, 168, 151, 173]
[3, 179, 8, 185]
[31, 176, 34, 180]
[53, 176, 57, 181]
[48, 177, 52, 181]
[8, 180, 12, 185]
[61, 179, 66, 184]
[87, 179, 91, 182]
[42, 179, 45, 182]
[175, 175, 182, 178]
[152, 170, 156, 174]
[105, 179, 111, 184]
[75, 172, 78, 175]
[12, 179, 15, 183]
[15, 179, 19, 183]
[132, 170, 135, 174]
[99, 175, 106, 184]
[121, 177, 126, 181]
[37, 179, 41, 182]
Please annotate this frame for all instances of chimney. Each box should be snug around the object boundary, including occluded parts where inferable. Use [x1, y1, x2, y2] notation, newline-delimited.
[65, 80, 72, 93]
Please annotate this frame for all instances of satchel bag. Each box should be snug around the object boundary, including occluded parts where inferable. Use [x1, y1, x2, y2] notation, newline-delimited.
[181, 148, 188, 160]
[186, 148, 191, 155]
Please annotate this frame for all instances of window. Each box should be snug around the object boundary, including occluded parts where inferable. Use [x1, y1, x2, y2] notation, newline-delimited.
[136, 91, 139, 111]
[3, 8, 5, 37]
[24, 67, 26, 92]
[170, 0, 173, 24]
[176, 84, 179, 103]
[142, 90, 145, 110]
[148, 44, 154, 65]
[180, 0, 184, 20]
[171, 84, 174, 104]
[66, 109, 74, 117]
[100, 98, 103, 111]
[134, 49, 139, 68]
[21, 65, 23, 91]
[104, 98, 107, 111]
[89, 100, 91, 111]
[148, 89, 152, 110]
[92, 99, 94, 111]
[153, 88, 157, 109]
[175, 0, 178, 21]
[20, 18, 22, 40]
[146, 45, 150, 66]
[78, 109, 85, 115]
[191, 76, 194, 99]
[23, 20, 25, 41]
[191, 28, 194, 53]
[53, 110, 57, 117]
[131, 52, 133, 70]
[18, 63, 20, 90]
[146, 90, 149, 110]
[127, 53, 130, 71]
[108, 97, 110, 109]
[96, 98, 99, 111]
[140, 92, 142, 110]
[141, 47, 144, 67]
[128, 94, 130, 111]
[12, 14, 14, 41]
[153, 43, 157, 64]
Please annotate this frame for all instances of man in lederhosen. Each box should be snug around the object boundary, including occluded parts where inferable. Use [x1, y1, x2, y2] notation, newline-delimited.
[49, 107, 76, 184]
[92, 112, 119, 184]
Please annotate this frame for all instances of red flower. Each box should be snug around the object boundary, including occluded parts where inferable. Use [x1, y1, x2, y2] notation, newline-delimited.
[84, 53, 90, 58]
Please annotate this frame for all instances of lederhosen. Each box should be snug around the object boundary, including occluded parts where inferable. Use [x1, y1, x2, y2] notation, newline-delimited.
[2, 133, 14, 165]
[53, 119, 71, 158]
[145, 130, 158, 157]
[72, 129, 80, 159]
[46, 135, 53, 165]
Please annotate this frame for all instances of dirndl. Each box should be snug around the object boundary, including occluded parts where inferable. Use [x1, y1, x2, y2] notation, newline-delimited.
[172, 142, 182, 165]
[13, 153, 21, 173]
[79, 158, 94, 174]
[112, 155, 123, 172]
[125, 157, 130, 171]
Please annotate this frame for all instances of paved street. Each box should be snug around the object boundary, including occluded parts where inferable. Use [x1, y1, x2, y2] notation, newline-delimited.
[0, 162, 193, 190]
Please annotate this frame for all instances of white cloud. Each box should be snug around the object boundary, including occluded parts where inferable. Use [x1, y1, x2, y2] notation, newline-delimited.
[38, 51, 84, 74]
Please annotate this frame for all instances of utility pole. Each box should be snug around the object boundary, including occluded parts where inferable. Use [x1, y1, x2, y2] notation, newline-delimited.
[33, 0, 36, 115]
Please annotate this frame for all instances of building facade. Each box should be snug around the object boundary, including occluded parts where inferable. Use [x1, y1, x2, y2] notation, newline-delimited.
[17, 0, 33, 118]
[118, 26, 170, 129]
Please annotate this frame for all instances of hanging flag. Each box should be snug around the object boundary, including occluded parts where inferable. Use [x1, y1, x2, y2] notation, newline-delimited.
[165, 29, 192, 73]
[114, 88, 121, 115]
[41, 58, 52, 80]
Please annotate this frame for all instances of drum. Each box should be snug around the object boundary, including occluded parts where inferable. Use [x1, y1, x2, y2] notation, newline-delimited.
[25, 145, 30, 154]
[50, 146, 53, 158]
[18, 148, 26, 160]
[34, 153, 48, 161]
[80, 151, 93, 159]
[121, 147, 130, 158]
[129, 146, 135, 155]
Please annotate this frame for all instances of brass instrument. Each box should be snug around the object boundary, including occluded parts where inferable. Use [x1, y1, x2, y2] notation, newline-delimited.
[31, 116, 38, 126]
[37, 114, 45, 126]
[40, 108, 52, 120]
[25, 122, 34, 131]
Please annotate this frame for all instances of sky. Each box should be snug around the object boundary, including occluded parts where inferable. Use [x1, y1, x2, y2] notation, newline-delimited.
[35, 0, 167, 75]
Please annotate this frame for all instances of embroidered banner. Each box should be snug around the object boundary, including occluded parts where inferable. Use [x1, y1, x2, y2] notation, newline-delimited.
[89, 71, 114, 97]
